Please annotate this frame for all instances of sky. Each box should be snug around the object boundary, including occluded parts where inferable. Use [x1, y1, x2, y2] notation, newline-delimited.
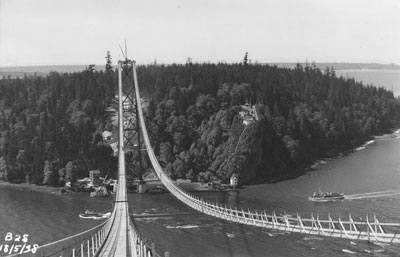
[0, 0, 399, 67]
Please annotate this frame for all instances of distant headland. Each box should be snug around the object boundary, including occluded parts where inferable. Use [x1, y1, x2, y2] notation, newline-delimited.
[268, 62, 400, 71]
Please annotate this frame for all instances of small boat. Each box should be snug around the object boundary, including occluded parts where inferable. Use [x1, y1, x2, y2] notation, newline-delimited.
[308, 188, 345, 202]
[79, 210, 111, 219]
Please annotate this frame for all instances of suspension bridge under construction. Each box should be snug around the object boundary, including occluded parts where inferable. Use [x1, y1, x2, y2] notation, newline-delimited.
[11, 57, 400, 257]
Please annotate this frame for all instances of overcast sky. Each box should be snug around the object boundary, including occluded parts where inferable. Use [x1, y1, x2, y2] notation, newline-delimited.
[0, 0, 399, 67]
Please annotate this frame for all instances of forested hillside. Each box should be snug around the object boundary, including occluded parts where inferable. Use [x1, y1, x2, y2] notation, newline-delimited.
[0, 66, 117, 185]
[1, 62, 399, 186]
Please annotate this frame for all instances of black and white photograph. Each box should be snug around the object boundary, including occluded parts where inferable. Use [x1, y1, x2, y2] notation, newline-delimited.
[1, 0, 400, 256]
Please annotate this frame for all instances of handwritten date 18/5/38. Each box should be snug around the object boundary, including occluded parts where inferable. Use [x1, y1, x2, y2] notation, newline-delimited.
[1, 232, 39, 255]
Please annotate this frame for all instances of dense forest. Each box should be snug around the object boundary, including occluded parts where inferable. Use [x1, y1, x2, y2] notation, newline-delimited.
[1, 58, 399, 186]
[0, 63, 117, 185]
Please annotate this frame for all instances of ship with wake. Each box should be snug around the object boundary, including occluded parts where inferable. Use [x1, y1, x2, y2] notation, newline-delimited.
[308, 188, 345, 202]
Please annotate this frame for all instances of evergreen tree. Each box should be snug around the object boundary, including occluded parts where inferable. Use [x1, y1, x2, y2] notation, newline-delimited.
[105, 51, 113, 73]
[243, 52, 249, 66]
[43, 160, 59, 185]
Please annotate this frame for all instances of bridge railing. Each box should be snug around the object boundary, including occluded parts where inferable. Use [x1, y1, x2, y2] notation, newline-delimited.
[131, 62, 400, 244]
[129, 218, 169, 257]
[7, 196, 169, 257]
[7, 190, 123, 257]
[8, 213, 114, 257]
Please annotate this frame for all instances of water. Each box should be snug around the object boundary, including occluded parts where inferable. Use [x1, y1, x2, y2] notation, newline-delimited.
[1, 127, 400, 257]
[129, 130, 400, 257]
[336, 69, 400, 96]
[0, 188, 113, 249]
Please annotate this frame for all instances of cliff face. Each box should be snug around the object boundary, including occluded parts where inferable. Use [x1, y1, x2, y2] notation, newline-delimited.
[212, 119, 294, 184]
[254, 121, 294, 183]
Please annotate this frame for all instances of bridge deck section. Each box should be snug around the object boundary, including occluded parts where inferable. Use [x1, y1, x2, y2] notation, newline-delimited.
[97, 62, 135, 257]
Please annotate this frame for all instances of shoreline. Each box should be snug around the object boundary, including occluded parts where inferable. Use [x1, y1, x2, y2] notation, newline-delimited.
[1, 127, 399, 195]
[256, 126, 400, 185]
[0, 181, 62, 195]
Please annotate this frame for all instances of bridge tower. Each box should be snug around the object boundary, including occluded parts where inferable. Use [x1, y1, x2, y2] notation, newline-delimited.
[118, 58, 144, 182]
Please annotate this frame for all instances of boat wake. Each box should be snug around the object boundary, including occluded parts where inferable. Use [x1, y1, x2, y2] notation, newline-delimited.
[303, 236, 324, 241]
[345, 189, 400, 200]
[342, 249, 356, 254]
[166, 224, 200, 229]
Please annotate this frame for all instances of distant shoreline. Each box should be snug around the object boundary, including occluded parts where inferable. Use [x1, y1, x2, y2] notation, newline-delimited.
[269, 62, 400, 71]
[1, 63, 399, 79]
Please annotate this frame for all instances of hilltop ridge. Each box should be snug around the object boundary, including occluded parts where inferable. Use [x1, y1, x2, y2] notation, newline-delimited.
[1, 63, 399, 79]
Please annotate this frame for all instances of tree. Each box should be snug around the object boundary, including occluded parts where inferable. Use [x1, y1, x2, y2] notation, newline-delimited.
[283, 135, 301, 163]
[4, 166, 16, 182]
[58, 168, 66, 186]
[243, 52, 249, 66]
[172, 158, 185, 178]
[15, 150, 28, 182]
[105, 51, 113, 73]
[65, 161, 78, 183]
[230, 83, 252, 106]
[196, 95, 216, 118]
[43, 160, 59, 185]
[86, 64, 96, 73]
[217, 84, 231, 108]
[0, 157, 7, 180]
[159, 142, 173, 166]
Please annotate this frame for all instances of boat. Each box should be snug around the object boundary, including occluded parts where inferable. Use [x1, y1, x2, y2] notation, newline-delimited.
[308, 188, 345, 202]
[79, 210, 111, 219]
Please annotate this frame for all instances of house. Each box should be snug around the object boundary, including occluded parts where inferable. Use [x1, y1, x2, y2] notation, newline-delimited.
[230, 173, 239, 189]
